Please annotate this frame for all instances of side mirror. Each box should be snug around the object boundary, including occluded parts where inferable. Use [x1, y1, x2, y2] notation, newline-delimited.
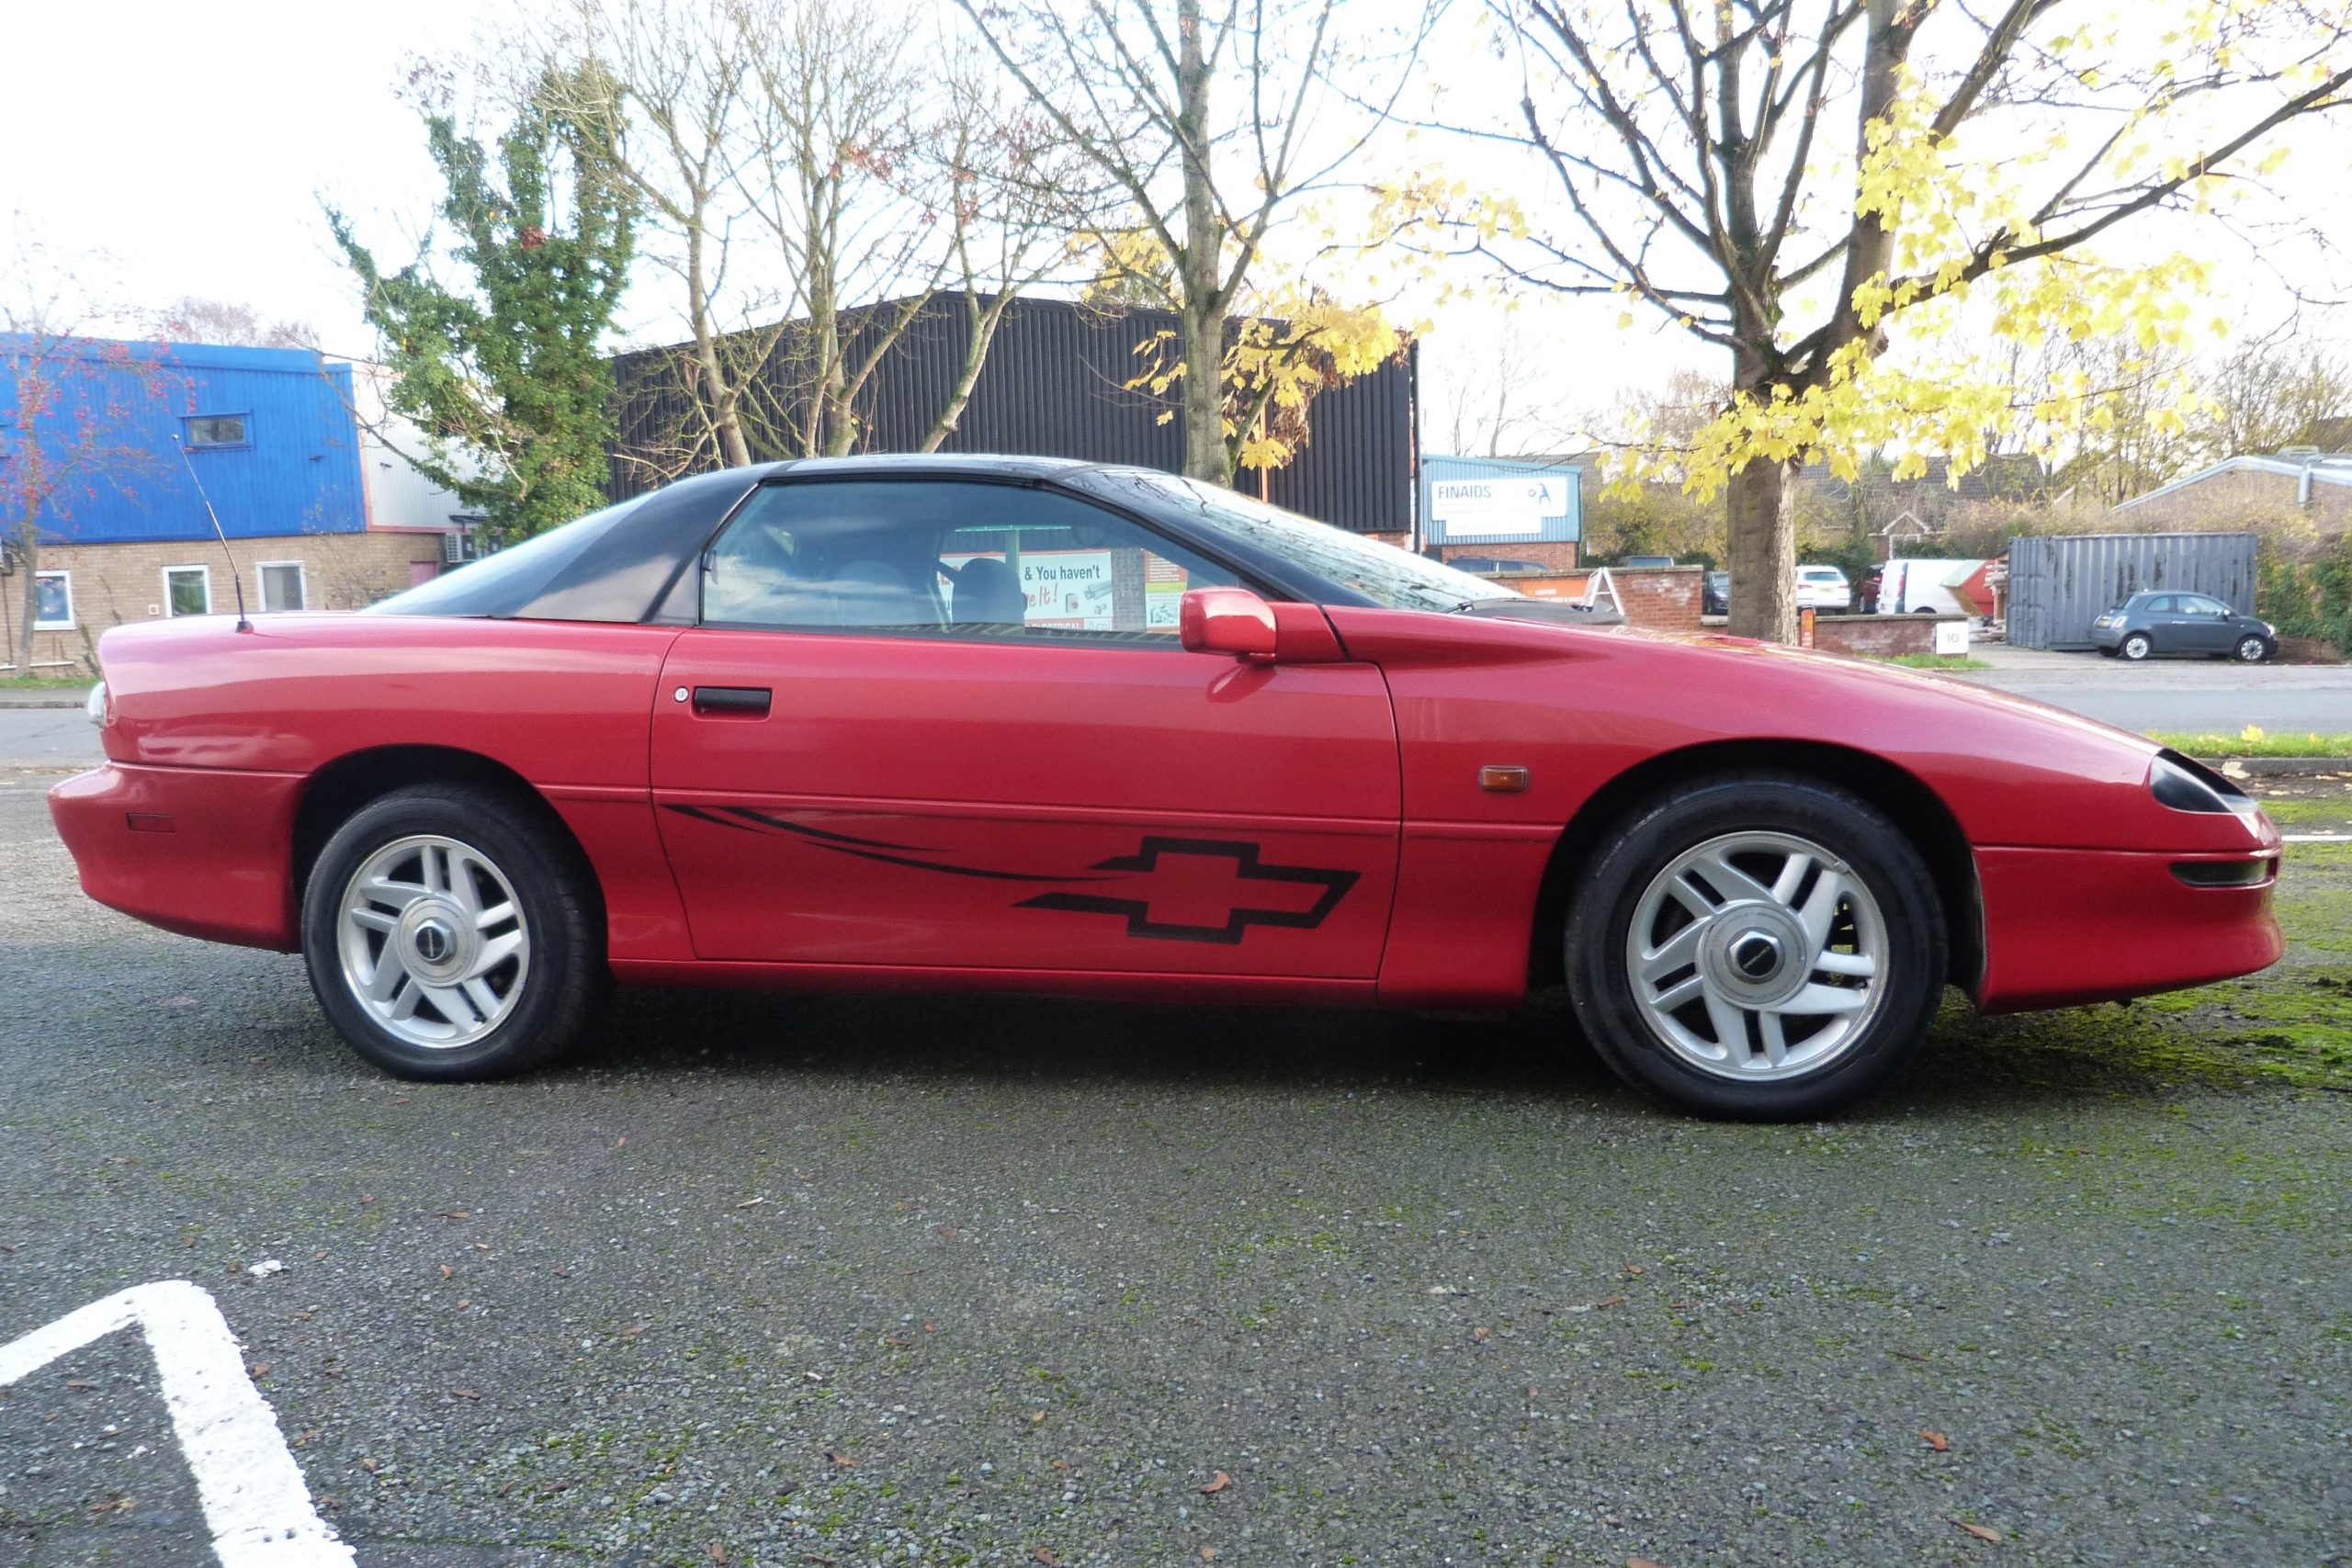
[1180, 586, 1280, 661]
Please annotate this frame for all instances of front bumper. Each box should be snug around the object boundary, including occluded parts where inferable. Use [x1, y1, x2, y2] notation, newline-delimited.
[48, 761, 305, 951]
[1973, 843, 2283, 1010]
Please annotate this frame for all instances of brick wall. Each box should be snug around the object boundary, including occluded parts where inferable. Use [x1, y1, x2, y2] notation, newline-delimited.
[1607, 566, 1705, 631]
[1812, 613, 1961, 658]
[5, 531, 449, 677]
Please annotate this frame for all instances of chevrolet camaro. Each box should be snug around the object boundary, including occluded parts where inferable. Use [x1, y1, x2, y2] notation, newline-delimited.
[50, 457, 2284, 1117]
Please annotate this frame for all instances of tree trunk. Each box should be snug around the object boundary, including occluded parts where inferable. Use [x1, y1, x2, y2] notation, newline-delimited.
[1173, 0, 1230, 486]
[13, 534, 40, 682]
[920, 295, 1005, 453]
[1724, 456, 1799, 643]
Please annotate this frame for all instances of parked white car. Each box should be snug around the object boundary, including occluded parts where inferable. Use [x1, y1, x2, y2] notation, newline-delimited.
[1794, 565, 1852, 611]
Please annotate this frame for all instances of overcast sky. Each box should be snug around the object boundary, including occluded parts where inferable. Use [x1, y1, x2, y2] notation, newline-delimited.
[7, 0, 2343, 459]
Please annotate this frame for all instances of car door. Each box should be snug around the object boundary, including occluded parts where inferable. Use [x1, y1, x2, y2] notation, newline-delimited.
[649, 476, 1401, 979]
[2177, 594, 2234, 652]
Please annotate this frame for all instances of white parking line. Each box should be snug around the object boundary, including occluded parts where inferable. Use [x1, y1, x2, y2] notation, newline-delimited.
[2283, 834, 2349, 843]
[0, 1280, 356, 1567]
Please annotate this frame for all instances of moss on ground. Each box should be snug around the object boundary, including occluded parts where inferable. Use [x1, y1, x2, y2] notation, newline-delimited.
[1928, 842, 2352, 1095]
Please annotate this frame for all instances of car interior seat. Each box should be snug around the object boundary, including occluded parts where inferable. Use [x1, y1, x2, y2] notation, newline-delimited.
[948, 557, 1025, 626]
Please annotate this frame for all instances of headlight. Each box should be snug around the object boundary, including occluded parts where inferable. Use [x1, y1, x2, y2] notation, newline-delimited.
[2150, 751, 2263, 828]
[85, 680, 108, 728]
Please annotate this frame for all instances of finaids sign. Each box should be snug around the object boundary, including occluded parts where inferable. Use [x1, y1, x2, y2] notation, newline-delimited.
[1429, 475, 1571, 539]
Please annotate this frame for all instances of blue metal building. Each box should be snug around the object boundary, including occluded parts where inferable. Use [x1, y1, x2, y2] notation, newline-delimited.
[1, 337, 368, 544]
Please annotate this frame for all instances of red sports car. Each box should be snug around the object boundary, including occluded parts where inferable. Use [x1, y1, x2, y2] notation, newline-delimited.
[50, 457, 2283, 1117]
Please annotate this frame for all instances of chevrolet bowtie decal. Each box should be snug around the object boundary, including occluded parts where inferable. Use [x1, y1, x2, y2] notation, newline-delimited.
[662, 807, 1355, 943]
[1014, 838, 1358, 945]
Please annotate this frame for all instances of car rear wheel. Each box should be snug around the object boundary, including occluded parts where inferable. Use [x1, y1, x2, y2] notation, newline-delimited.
[301, 784, 605, 1079]
[1564, 775, 1947, 1119]
[2234, 635, 2270, 663]
[2120, 632, 2153, 660]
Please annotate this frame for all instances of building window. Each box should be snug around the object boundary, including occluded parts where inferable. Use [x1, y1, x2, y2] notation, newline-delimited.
[184, 413, 248, 449]
[258, 560, 308, 612]
[164, 565, 212, 617]
[33, 570, 74, 630]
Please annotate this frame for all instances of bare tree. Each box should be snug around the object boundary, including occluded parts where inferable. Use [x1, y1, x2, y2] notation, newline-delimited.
[149, 297, 316, 350]
[549, 0, 1069, 479]
[2199, 335, 2352, 459]
[958, 0, 1440, 485]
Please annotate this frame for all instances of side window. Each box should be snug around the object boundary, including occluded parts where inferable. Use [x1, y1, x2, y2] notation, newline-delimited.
[2144, 595, 2175, 615]
[702, 479, 1238, 642]
[2184, 595, 2226, 616]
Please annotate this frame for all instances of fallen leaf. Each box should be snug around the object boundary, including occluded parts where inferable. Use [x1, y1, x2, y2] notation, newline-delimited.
[393, 1096, 410, 1105]
[249, 1362, 270, 1378]
[1623, 1263, 1645, 1276]
[827, 1450, 857, 1467]
[736, 1197, 766, 1209]
[542, 1480, 572, 1495]
[1922, 1429, 1949, 1452]
[923, 1321, 937, 1334]
[1948, 1517, 2002, 1543]
[708, 1546, 729, 1564]
[1200, 1470, 1232, 1495]
[360, 1194, 375, 1205]
[440, 1211, 469, 1220]
[440, 1265, 454, 1280]
[65, 1380, 95, 1391]
[1629, 1558, 1666, 1568]
[616, 1137, 625, 1148]
[1595, 1294, 1625, 1309]
[933, 1225, 960, 1240]
[1471, 1326, 1493, 1342]
[450, 1388, 481, 1400]
[1202, 1551, 1217, 1562]
[1051, 1459, 1069, 1472]
[886, 1337, 910, 1348]
[456, 1301, 470, 1311]
[1031, 1409, 1047, 1426]
[1031, 1550, 1059, 1567]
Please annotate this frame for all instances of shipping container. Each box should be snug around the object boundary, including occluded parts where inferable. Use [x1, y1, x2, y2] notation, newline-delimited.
[2004, 532, 2258, 650]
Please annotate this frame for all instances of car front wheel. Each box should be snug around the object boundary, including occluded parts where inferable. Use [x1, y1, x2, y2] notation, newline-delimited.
[1565, 774, 1947, 1119]
[301, 784, 605, 1079]
[2234, 635, 2270, 663]
[2120, 632, 2153, 660]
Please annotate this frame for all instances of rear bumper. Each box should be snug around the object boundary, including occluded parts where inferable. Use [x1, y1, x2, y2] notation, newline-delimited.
[1973, 843, 2283, 1010]
[2086, 621, 2125, 649]
[48, 762, 304, 951]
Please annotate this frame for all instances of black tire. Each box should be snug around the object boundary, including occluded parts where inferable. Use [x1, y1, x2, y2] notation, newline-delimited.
[1564, 773, 1948, 1119]
[2120, 632, 2153, 661]
[301, 784, 605, 1079]
[2233, 635, 2270, 664]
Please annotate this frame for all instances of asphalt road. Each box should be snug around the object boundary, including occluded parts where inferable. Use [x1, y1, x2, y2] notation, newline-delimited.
[1958, 652, 2352, 735]
[3, 779, 2349, 1567]
[0, 707, 103, 769]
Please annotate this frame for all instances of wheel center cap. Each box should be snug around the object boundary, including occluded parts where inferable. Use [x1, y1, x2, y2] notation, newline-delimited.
[413, 919, 455, 964]
[397, 900, 472, 981]
[1730, 931, 1782, 980]
[1700, 903, 1811, 1007]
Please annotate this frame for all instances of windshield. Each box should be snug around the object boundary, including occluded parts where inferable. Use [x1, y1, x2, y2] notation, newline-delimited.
[1102, 472, 1522, 615]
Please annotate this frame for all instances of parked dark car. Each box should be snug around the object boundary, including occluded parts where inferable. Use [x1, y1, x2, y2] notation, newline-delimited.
[1702, 570, 1730, 615]
[2090, 591, 2275, 662]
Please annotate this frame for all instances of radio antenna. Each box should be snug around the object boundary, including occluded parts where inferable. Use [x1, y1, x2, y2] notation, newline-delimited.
[171, 434, 252, 632]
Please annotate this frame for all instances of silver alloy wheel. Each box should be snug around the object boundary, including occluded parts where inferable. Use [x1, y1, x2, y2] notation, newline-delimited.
[336, 834, 530, 1049]
[2235, 636, 2267, 663]
[2121, 633, 2151, 660]
[1623, 829, 1889, 1082]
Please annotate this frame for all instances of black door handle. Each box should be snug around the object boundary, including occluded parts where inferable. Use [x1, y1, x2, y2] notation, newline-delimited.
[693, 685, 772, 716]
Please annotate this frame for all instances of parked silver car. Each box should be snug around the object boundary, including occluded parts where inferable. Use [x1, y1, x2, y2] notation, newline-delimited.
[2089, 591, 2276, 662]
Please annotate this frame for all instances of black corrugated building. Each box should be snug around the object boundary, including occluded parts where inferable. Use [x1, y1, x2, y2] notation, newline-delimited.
[606, 292, 1416, 536]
